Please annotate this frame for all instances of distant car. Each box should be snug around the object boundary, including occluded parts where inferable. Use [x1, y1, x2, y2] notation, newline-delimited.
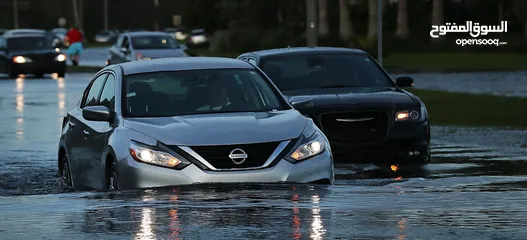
[0, 34, 67, 78]
[106, 31, 187, 65]
[51, 28, 68, 47]
[238, 47, 431, 165]
[187, 29, 208, 45]
[165, 27, 188, 41]
[94, 30, 117, 43]
[57, 57, 334, 190]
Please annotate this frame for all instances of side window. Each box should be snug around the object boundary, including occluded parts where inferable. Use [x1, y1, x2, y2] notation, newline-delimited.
[98, 74, 115, 110]
[122, 37, 130, 49]
[82, 74, 108, 108]
[115, 35, 124, 47]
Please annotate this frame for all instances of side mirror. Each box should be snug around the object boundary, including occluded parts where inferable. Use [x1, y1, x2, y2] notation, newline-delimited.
[120, 47, 128, 54]
[83, 106, 113, 122]
[395, 76, 414, 88]
[288, 96, 314, 109]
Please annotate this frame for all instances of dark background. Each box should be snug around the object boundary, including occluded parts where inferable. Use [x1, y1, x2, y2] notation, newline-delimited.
[1, 0, 525, 53]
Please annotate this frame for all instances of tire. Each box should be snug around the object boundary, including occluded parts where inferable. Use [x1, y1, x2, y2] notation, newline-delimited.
[61, 156, 74, 188]
[35, 73, 44, 78]
[8, 69, 17, 79]
[107, 161, 120, 191]
[57, 70, 66, 78]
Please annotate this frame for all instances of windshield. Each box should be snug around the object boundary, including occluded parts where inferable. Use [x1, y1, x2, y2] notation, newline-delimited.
[260, 53, 395, 91]
[6, 37, 50, 51]
[124, 69, 288, 117]
[131, 35, 179, 49]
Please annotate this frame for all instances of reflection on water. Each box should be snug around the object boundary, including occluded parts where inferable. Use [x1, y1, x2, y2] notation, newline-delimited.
[15, 78, 24, 140]
[169, 190, 181, 239]
[397, 217, 407, 240]
[291, 193, 301, 239]
[310, 195, 325, 240]
[134, 208, 156, 240]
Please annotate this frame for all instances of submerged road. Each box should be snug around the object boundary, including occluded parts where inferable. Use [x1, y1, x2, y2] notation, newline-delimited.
[1, 73, 527, 239]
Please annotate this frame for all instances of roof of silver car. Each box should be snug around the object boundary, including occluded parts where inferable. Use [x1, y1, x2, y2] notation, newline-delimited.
[124, 31, 172, 37]
[118, 57, 254, 75]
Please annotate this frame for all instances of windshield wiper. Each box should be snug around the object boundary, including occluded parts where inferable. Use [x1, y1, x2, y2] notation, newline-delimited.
[317, 84, 362, 89]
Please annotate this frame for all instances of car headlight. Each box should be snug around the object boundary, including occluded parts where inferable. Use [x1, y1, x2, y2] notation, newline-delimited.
[129, 142, 183, 168]
[55, 54, 66, 62]
[395, 106, 427, 122]
[13, 56, 32, 63]
[287, 132, 326, 162]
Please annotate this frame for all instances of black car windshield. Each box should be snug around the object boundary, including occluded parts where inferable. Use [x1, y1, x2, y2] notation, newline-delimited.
[124, 69, 288, 117]
[7, 37, 50, 51]
[260, 53, 395, 91]
[131, 35, 179, 49]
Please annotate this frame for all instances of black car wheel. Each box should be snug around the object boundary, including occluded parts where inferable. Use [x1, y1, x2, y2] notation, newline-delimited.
[61, 156, 74, 188]
[57, 70, 65, 78]
[35, 73, 44, 78]
[107, 161, 120, 191]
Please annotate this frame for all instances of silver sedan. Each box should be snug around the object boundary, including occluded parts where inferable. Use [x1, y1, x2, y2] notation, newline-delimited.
[58, 57, 334, 191]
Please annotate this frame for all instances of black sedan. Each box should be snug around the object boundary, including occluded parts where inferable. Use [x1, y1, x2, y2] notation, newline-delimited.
[0, 34, 66, 78]
[237, 47, 430, 165]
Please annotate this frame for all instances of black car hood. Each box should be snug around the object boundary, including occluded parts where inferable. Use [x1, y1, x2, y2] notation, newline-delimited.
[8, 49, 58, 57]
[282, 87, 419, 113]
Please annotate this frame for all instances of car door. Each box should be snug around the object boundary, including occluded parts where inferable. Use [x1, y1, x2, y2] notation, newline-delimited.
[71, 73, 109, 189]
[89, 73, 116, 189]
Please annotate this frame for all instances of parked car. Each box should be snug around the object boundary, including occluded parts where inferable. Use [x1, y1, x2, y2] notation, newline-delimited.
[165, 27, 188, 41]
[237, 47, 431, 165]
[187, 29, 208, 45]
[94, 30, 118, 43]
[57, 57, 334, 190]
[0, 34, 66, 78]
[106, 31, 187, 65]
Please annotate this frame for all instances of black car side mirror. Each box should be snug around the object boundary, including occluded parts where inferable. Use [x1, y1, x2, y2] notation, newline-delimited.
[395, 76, 414, 88]
[83, 106, 113, 122]
[289, 96, 314, 109]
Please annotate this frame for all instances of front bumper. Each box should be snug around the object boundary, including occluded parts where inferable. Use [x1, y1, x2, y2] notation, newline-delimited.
[330, 120, 430, 164]
[117, 149, 334, 190]
[10, 61, 66, 74]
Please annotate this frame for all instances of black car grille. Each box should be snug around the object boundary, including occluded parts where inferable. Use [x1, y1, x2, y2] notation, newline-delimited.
[190, 141, 281, 169]
[27, 53, 56, 62]
[320, 111, 389, 143]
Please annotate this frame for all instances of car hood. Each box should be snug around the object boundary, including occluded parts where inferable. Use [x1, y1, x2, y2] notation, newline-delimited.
[134, 49, 186, 58]
[282, 87, 419, 112]
[8, 49, 58, 56]
[123, 110, 306, 146]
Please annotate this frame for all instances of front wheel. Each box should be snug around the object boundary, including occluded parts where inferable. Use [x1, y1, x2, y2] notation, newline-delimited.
[61, 156, 74, 188]
[57, 70, 65, 78]
[107, 161, 120, 191]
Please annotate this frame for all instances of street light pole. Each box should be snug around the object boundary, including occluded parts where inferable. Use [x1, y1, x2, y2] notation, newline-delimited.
[13, 0, 19, 29]
[103, 0, 109, 29]
[306, 0, 317, 47]
[377, 0, 383, 66]
[153, 0, 159, 31]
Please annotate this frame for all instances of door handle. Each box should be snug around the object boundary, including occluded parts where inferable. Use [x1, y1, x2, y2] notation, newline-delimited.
[68, 121, 76, 128]
[83, 130, 90, 137]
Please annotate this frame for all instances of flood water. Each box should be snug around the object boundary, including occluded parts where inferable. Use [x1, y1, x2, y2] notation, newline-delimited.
[1, 73, 527, 239]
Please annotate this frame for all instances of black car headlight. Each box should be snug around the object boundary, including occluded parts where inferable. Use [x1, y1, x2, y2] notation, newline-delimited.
[286, 132, 326, 162]
[55, 54, 66, 62]
[395, 106, 427, 122]
[129, 141, 186, 168]
[13, 56, 32, 63]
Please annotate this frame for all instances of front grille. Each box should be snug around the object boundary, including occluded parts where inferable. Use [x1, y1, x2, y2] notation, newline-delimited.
[320, 111, 389, 143]
[190, 141, 281, 169]
[27, 53, 56, 63]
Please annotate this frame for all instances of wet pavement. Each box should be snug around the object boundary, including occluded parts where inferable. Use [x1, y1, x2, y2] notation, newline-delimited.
[1, 73, 527, 239]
